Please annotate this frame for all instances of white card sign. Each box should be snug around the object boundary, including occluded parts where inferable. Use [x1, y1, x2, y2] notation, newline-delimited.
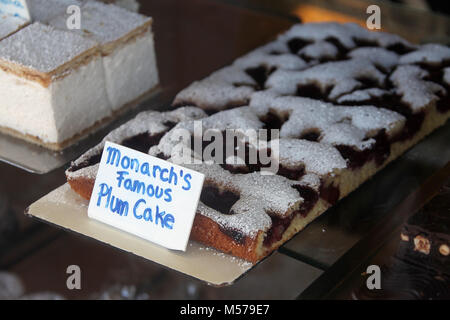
[0, 0, 31, 21]
[88, 141, 205, 251]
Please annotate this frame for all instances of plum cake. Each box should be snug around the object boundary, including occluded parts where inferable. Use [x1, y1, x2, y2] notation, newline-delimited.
[66, 23, 450, 262]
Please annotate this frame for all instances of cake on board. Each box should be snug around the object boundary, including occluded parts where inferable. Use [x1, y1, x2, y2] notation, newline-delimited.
[66, 22, 450, 262]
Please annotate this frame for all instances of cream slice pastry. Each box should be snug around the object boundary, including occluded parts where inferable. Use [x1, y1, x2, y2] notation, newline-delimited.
[0, 22, 111, 150]
[48, 1, 159, 111]
[0, 1, 159, 150]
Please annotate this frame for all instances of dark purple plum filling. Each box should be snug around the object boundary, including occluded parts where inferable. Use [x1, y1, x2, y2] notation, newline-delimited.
[263, 185, 318, 247]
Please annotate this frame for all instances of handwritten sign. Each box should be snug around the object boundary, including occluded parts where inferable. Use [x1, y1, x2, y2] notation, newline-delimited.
[0, 0, 30, 21]
[88, 142, 205, 251]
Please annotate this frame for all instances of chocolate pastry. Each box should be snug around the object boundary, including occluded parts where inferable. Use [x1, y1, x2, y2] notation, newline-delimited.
[354, 179, 450, 300]
[353, 257, 450, 300]
[398, 179, 450, 276]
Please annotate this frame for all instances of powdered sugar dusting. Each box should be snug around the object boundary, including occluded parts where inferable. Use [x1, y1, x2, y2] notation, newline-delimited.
[172, 22, 418, 112]
[148, 107, 264, 161]
[276, 139, 347, 175]
[202, 107, 264, 131]
[196, 244, 254, 268]
[371, 30, 413, 49]
[390, 65, 445, 112]
[250, 91, 405, 150]
[278, 22, 412, 51]
[66, 163, 99, 180]
[298, 173, 321, 190]
[69, 107, 206, 170]
[173, 40, 309, 110]
[337, 88, 389, 104]
[400, 44, 450, 66]
[348, 47, 399, 71]
[266, 58, 386, 99]
[234, 48, 307, 71]
[173, 66, 256, 111]
[0, 22, 97, 73]
[184, 163, 316, 237]
[277, 22, 366, 50]
[299, 41, 338, 61]
[50, 184, 89, 208]
[106, 107, 206, 143]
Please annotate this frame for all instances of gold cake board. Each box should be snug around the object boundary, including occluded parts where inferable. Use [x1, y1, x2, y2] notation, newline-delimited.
[26, 183, 255, 286]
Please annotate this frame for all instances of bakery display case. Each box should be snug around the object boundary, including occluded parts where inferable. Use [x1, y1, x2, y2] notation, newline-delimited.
[0, 0, 449, 301]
